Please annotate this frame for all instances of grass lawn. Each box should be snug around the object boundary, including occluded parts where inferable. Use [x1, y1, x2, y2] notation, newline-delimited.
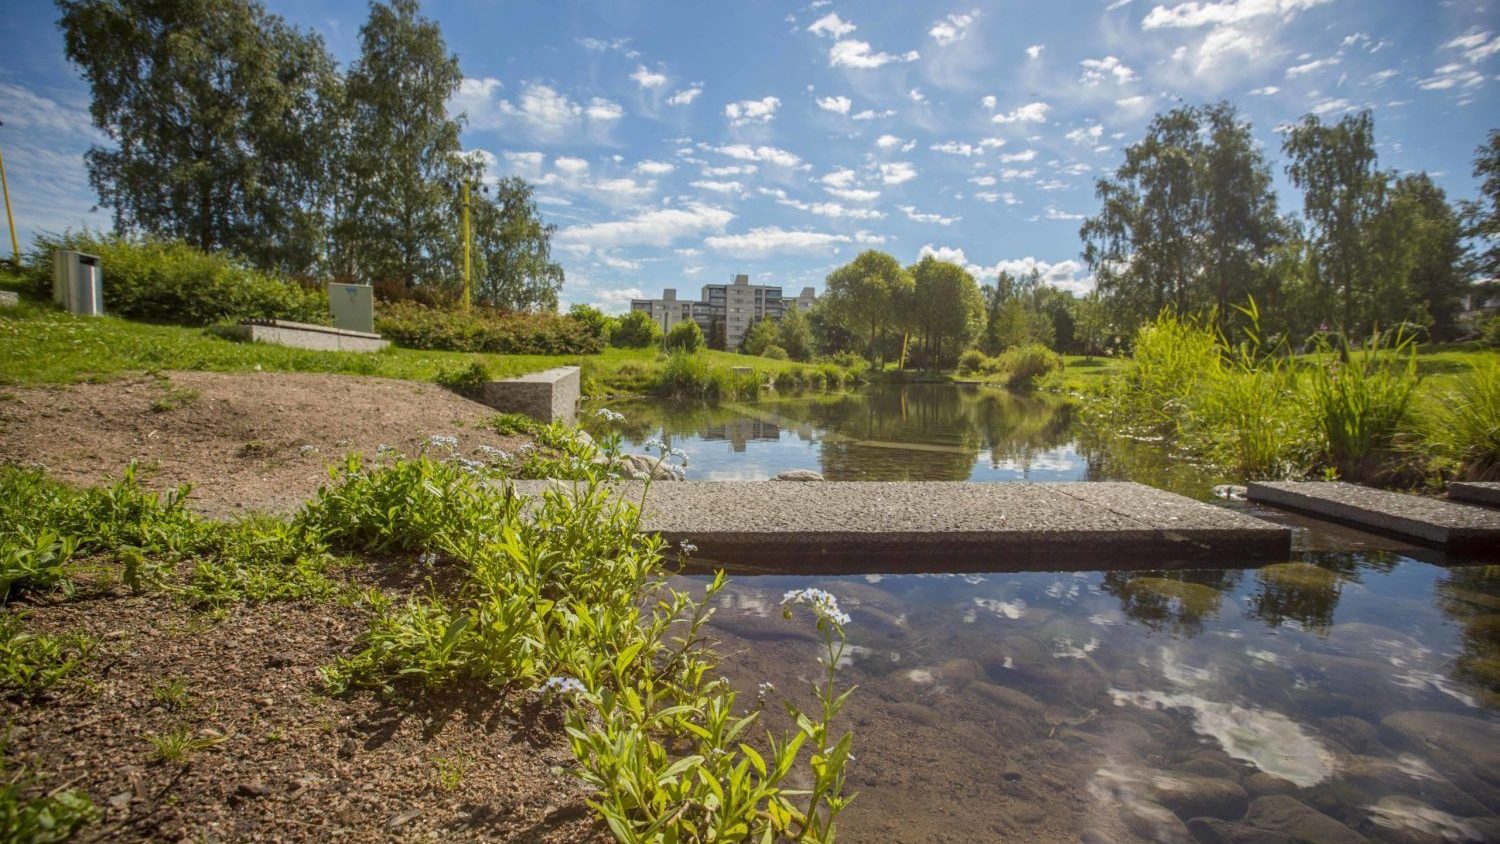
[0, 278, 847, 392]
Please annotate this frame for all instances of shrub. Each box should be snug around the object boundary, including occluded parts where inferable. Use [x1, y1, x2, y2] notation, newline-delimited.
[664, 319, 705, 353]
[566, 304, 614, 345]
[995, 343, 1063, 389]
[958, 349, 986, 374]
[376, 301, 605, 355]
[762, 344, 789, 360]
[610, 310, 661, 348]
[434, 361, 491, 399]
[1483, 313, 1500, 348]
[26, 232, 326, 326]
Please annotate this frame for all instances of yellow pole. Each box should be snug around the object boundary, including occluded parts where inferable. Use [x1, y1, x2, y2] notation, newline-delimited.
[461, 179, 472, 312]
[0, 133, 19, 267]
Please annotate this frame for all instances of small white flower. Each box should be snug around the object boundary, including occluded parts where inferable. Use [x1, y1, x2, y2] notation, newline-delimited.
[475, 445, 510, 462]
[594, 408, 625, 423]
[756, 681, 775, 703]
[419, 551, 438, 566]
[643, 438, 665, 453]
[669, 447, 689, 463]
[781, 588, 851, 627]
[679, 540, 698, 555]
[426, 434, 458, 450]
[542, 676, 586, 696]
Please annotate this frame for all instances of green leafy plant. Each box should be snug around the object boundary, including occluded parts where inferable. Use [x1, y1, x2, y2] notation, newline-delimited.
[0, 754, 100, 843]
[152, 677, 191, 710]
[434, 361, 491, 399]
[0, 615, 94, 698]
[376, 301, 604, 355]
[664, 320, 705, 353]
[1419, 359, 1500, 480]
[146, 725, 227, 764]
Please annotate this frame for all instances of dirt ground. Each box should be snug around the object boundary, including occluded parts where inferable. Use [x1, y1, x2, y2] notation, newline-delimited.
[0, 371, 530, 518]
[4, 574, 607, 843]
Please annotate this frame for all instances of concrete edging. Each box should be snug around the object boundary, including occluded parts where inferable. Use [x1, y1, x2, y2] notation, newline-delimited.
[1248, 480, 1500, 551]
[228, 319, 388, 353]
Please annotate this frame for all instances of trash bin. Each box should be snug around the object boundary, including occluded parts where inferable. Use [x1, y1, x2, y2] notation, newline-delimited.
[52, 250, 103, 316]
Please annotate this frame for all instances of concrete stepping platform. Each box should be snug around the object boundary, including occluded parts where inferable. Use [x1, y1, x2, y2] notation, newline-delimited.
[1448, 481, 1500, 508]
[1248, 481, 1500, 552]
[509, 480, 1289, 572]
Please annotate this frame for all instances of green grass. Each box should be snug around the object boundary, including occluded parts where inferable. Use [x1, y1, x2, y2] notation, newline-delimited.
[0, 277, 851, 399]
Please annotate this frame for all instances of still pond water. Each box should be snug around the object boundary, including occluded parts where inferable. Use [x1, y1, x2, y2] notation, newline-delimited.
[582, 384, 1499, 844]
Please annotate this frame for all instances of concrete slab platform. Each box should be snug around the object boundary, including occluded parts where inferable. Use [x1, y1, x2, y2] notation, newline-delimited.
[1448, 482, 1500, 508]
[227, 319, 388, 352]
[508, 480, 1290, 573]
[481, 366, 580, 424]
[1248, 481, 1500, 552]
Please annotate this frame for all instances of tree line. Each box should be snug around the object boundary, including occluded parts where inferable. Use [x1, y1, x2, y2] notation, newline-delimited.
[56, 0, 564, 310]
[1083, 103, 1494, 343]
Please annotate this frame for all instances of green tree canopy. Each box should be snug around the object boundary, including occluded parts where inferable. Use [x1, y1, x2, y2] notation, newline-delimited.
[58, 0, 342, 276]
[907, 256, 983, 366]
[823, 250, 914, 364]
[775, 306, 814, 361]
[334, 0, 465, 289]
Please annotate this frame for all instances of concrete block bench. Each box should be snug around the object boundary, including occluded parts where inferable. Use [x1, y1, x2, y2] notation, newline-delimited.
[227, 319, 388, 353]
[481, 365, 580, 424]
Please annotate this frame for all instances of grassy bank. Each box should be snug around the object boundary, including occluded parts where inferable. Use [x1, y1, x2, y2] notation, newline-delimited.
[0, 277, 857, 399]
[1080, 311, 1500, 486]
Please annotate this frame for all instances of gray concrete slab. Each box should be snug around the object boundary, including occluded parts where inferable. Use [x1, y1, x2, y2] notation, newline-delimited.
[507, 480, 1290, 572]
[1248, 481, 1500, 552]
[1449, 482, 1500, 508]
[481, 366, 580, 424]
[227, 319, 388, 352]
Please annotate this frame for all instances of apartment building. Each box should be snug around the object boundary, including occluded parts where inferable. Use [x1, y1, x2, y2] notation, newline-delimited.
[630, 274, 816, 350]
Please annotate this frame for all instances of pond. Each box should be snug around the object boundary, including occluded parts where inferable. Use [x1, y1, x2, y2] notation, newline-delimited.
[582, 384, 1500, 844]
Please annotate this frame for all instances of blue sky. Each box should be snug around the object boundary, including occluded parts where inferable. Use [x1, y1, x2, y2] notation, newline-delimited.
[2, 0, 1497, 311]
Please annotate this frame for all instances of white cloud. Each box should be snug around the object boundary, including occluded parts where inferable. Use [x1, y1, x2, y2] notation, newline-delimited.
[1001, 167, 1038, 180]
[909, 88, 927, 103]
[711, 144, 804, 168]
[878, 134, 917, 152]
[981, 95, 998, 109]
[807, 12, 857, 38]
[1026, 44, 1045, 60]
[554, 156, 590, 175]
[1193, 26, 1266, 74]
[705, 226, 853, 257]
[630, 66, 668, 89]
[826, 187, 882, 202]
[931, 141, 984, 156]
[820, 168, 859, 188]
[503, 150, 546, 179]
[929, 11, 979, 46]
[879, 162, 918, 184]
[1116, 94, 1155, 109]
[1286, 56, 1339, 77]
[1365, 69, 1398, 86]
[559, 204, 734, 250]
[462, 82, 625, 140]
[1065, 124, 1104, 145]
[578, 37, 634, 53]
[599, 255, 642, 271]
[999, 149, 1037, 163]
[1444, 30, 1500, 64]
[900, 205, 961, 225]
[1080, 56, 1139, 85]
[816, 95, 853, 114]
[667, 86, 703, 106]
[829, 40, 920, 69]
[1249, 85, 1280, 95]
[852, 108, 897, 120]
[1142, 0, 1333, 30]
[725, 96, 781, 126]
[919, 246, 1094, 293]
[992, 102, 1051, 124]
[585, 98, 624, 121]
[774, 196, 886, 220]
[702, 164, 756, 177]
[1309, 97, 1356, 115]
[1418, 64, 1485, 91]
[969, 175, 997, 186]
[690, 180, 745, 195]
[635, 160, 676, 175]
[974, 191, 1020, 205]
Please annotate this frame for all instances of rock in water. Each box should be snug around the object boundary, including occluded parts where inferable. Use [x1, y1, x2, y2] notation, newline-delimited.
[772, 469, 823, 481]
[1120, 798, 1193, 844]
[1148, 771, 1250, 821]
[1242, 796, 1369, 844]
[1379, 711, 1500, 813]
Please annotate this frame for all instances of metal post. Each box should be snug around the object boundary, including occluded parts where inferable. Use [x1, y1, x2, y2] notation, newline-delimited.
[0, 122, 19, 268]
[461, 179, 472, 312]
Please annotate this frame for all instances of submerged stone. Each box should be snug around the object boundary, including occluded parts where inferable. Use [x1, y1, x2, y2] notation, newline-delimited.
[1258, 562, 1338, 589]
[1120, 798, 1194, 844]
[1186, 817, 1295, 844]
[970, 681, 1046, 713]
[1243, 796, 1369, 844]
[1379, 711, 1500, 813]
[1149, 770, 1250, 821]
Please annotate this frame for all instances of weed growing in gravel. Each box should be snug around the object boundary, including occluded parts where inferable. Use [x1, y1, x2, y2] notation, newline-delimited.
[431, 754, 466, 792]
[0, 615, 94, 698]
[152, 677, 191, 710]
[0, 751, 100, 843]
[146, 725, 227, 764]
